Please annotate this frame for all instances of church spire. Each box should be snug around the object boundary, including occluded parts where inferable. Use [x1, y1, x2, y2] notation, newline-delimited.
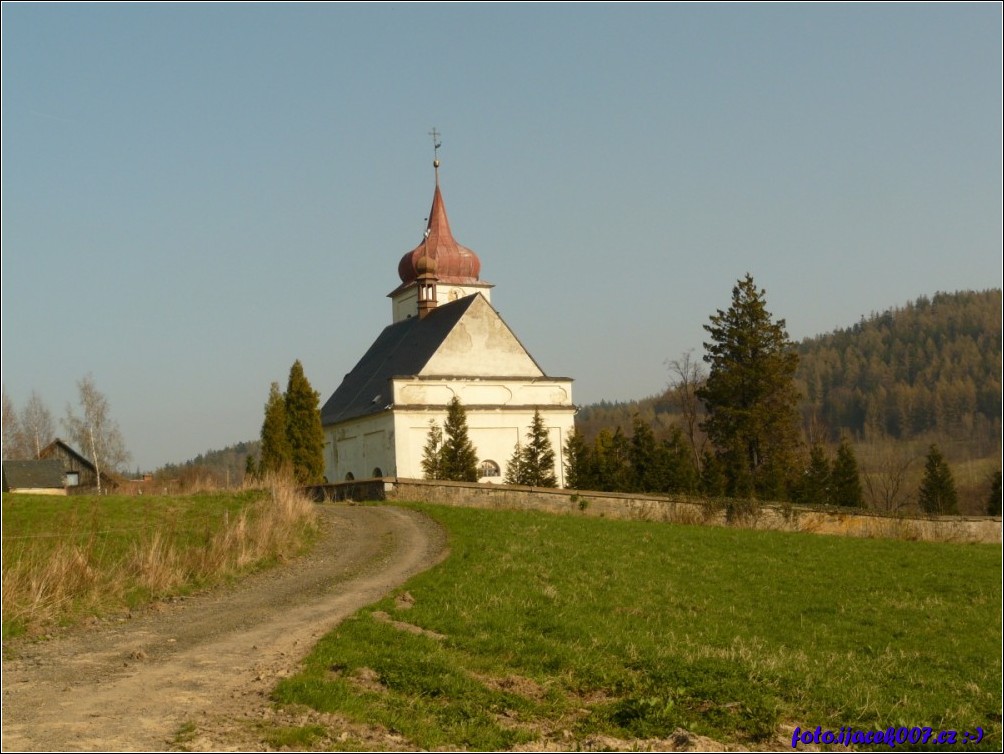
[397, 140, 481, 286]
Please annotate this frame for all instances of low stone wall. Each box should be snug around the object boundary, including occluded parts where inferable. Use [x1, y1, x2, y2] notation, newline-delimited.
[305, 478, 1002, 544]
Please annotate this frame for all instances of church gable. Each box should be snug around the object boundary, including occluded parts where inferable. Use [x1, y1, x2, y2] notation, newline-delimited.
[420, 294, 544, 378]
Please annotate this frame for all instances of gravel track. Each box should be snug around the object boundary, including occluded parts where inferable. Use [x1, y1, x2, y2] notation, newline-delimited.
[1, 504, 447, 751]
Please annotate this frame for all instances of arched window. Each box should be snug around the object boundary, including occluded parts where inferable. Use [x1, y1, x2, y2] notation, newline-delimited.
[479, 460, 501, 478]
[372, 467, 383, 478]
[345, 472, 355, 481]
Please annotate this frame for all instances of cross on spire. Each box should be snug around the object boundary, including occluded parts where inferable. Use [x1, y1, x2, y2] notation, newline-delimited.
[429, 127, 442, 161]
[429, 127, 442, 184]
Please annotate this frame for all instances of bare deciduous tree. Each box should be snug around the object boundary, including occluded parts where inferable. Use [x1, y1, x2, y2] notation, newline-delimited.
[2, 386, 25, 460]
[63, 375, 130, 493]
[21, 391, 55, 458]
[667, 350, 707, 473]
[863, 447, 916, 513]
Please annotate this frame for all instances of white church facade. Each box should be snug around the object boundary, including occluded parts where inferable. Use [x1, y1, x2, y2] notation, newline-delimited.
[320, 160, 575, 485]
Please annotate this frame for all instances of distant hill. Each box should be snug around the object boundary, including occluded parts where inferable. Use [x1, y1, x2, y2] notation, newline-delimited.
[156, 440, 259, 488]
[796, 289, 1001, 443]
[576, 289, 1002, 448]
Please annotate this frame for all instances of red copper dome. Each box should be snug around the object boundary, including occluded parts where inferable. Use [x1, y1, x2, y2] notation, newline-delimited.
[398, 184, 481, 285]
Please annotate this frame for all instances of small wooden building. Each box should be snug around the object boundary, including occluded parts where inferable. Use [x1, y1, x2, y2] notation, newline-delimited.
[39, 438, 119, 492]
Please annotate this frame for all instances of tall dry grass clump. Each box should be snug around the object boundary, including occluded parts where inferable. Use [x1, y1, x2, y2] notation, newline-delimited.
[2, 478, 318, 635]
[199, 473, 319, 575]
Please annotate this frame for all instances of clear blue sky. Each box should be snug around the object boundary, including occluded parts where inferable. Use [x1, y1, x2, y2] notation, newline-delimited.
[3, 3, 1001, 471]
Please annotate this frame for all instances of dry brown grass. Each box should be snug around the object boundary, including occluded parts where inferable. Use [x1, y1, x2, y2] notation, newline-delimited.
[2, 476, 318, 635]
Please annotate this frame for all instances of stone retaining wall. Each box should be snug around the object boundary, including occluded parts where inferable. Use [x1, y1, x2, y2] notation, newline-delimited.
[305, 478, 1001, 544]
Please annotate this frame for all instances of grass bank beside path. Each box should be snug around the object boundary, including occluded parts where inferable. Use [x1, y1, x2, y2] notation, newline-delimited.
[275, 503, 1001, 751]
[2, 483, 318, 638]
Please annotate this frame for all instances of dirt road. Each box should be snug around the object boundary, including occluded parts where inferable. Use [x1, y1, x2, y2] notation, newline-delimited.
[1, 504, 447, 752]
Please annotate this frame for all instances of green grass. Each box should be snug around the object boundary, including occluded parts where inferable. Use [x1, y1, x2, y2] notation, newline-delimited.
[274, 504, 1002, 751]
[2, 487, 316, 637]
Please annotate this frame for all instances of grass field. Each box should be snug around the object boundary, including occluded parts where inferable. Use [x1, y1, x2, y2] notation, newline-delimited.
[274, 504, 1001, 751]
[1, 483, 317, 637]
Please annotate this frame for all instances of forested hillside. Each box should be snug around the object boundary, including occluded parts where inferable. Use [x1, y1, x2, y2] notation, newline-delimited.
[796, 290, 1001, 445]
[578, 290, 1001, 448]
[155, 440, 259, 489]
[572, 289, 1001, 514]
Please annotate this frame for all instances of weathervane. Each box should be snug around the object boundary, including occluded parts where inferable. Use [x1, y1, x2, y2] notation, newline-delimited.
[429, 127, 442, 183]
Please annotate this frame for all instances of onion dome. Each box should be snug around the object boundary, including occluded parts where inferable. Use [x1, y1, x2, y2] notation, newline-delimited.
[397, 182, 481, 285]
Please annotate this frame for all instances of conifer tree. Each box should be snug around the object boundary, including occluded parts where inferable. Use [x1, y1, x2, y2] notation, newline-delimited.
[918, 444, 958, 514]
[285, 360, 325, 484]
[439, 397, 479, 482]
[517, 410, 557, 487]
[630, 415, 664, 492]
[503, 442, 524, 485]
[244, 453, 259, 482]
[421, 420, 444, 480]
[799, 443, 832, 505]
[592, 427, 633, 492]
[699, 449, 727, 497]
[564, 430, 594, 490]
[662, 427, 700, 494]
[831, 437, 864, 507]
[697, 274, 801, 499]
[987, 470, 1002, 517]
[259, 382, 292, 477]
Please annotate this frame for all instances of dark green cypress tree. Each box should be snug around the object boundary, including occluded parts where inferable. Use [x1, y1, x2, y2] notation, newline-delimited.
[518, 410, 557, 487]
[697, 274, 802, 499]
[918, 444, 958, 514]
[439, 397, 479, 482]
[259, 381, 292, 477]
[285, 360, 325, 484]
[831, 437, 864, 507]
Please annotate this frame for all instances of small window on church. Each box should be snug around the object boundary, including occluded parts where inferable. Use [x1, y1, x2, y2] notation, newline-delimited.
[345, 472, 355, 481]
[372, 467, 383, 478]
[479, 460, 500, 478]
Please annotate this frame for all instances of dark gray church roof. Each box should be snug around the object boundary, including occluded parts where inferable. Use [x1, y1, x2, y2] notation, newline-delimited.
[2, 460, 65, 492]
[321, 295, 480, 426]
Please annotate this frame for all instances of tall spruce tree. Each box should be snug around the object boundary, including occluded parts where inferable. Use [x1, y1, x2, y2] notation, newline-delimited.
[696, 274, 801, 499]
[259, 381, 292, 477]
[421, 420, 444, 479]
[515, 410, 557, 487]
[439, 397, 479, 482]
[285, 360, 325, 484]
[918, 444, 958, 514]
[831, 438, 864, 507]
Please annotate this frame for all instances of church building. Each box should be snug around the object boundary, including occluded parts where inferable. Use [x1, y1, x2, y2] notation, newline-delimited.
[320, 156, 575, 484]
